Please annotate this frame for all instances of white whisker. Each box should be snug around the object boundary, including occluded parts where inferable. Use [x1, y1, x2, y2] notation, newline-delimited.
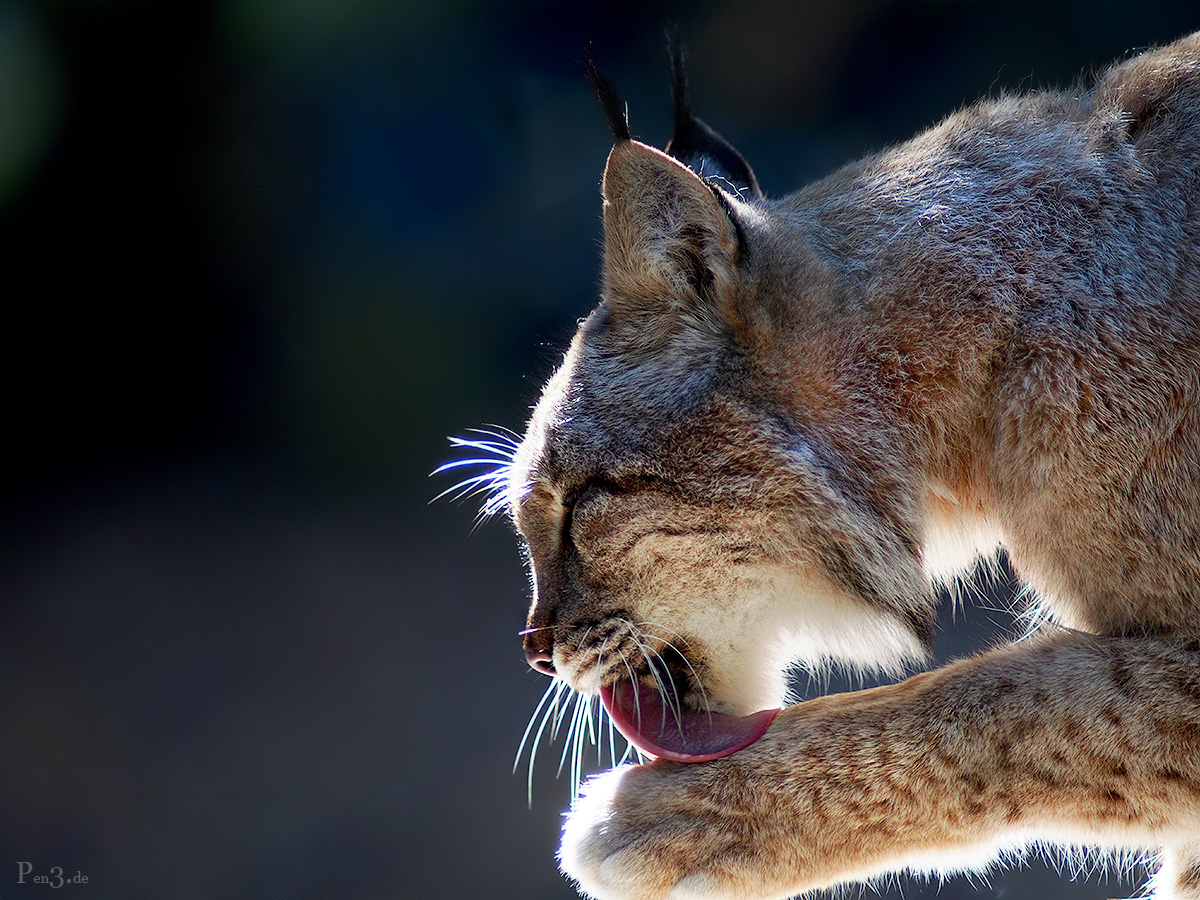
[558, 692, 587, 778]
[521, 680, 568, 807]
[514, 679, 559, 775]
[618, 651, 643, 736]
[430, 456, 508, 474]
[432, 430, 521, 521]
[627, 624, 684, 736]
[641, 621, 713, 722]
[550, 685, 572, 741]
[462, 424, 522, 448]
[607, 701, 620, 768]
[572, 696, 593, 797]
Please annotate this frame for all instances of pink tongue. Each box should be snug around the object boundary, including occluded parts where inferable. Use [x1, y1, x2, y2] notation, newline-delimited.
[600, 680, 779, 763]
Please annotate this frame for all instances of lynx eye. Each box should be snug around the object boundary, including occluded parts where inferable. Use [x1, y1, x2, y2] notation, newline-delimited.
[561, 476, 626, 541]
[564, 475, 626, 507]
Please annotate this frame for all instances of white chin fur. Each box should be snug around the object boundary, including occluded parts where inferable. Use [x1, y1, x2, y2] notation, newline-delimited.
[774, 570, 929, 677]
[683, 569, 929, 714]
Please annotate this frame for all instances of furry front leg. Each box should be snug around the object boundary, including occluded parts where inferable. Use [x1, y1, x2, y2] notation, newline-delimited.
[1151, 842, 1200, 900]
[560, 634, 1200, 900]
[558, 698, 988, 900]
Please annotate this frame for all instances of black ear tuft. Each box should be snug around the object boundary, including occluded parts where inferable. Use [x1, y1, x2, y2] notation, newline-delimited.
[666, 26, 694, 140]
[585, 52, 632, 143]
[664, 30, 763, 199]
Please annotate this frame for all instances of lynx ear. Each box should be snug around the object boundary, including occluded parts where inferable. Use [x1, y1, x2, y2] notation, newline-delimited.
[664, 34, 763, 199]
[601, 140, 742, 346]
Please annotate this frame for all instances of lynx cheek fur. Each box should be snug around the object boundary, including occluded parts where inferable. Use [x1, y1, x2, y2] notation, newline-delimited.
[506, 33, 1200, 900]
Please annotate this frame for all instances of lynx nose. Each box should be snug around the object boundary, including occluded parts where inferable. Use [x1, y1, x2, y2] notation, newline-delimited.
[523, 629, 556, 676]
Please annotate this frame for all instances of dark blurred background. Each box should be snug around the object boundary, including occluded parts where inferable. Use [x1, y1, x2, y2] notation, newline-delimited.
[1, 1, 1195, 897]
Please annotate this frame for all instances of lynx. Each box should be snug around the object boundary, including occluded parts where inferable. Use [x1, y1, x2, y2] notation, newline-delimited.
[476, 32, 1200, 899]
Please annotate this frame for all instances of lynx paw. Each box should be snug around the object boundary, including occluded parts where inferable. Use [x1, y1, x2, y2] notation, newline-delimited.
[558, 764, 704, 900]
[558, 761, 780, 900]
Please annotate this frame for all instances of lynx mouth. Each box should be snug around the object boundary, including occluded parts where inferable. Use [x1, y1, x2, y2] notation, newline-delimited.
[599, 678, 779, 763]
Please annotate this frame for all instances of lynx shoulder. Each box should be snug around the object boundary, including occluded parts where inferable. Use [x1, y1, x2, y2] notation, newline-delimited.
[483, 32, 1200, 900]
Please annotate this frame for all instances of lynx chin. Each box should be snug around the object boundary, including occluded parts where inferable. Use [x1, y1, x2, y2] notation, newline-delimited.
[462, 31, 1200, 900]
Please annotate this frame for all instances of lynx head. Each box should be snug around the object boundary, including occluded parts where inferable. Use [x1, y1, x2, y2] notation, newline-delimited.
[504, 55, 938, 762]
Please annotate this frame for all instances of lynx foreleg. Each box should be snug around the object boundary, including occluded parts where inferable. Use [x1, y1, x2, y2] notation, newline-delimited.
[560, 633, 1200, 900]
